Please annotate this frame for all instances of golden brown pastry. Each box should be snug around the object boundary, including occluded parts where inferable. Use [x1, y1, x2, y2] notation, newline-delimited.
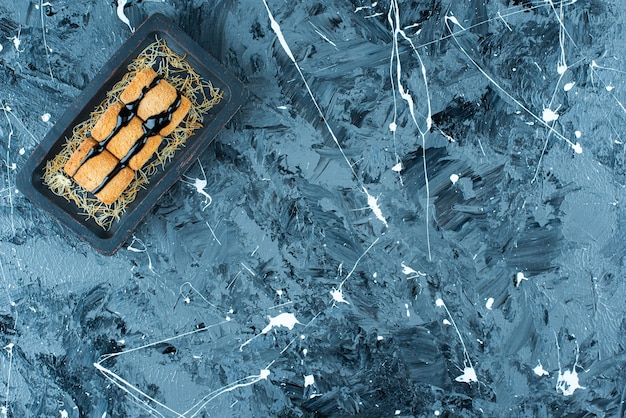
[72, 149, 118, 192]
[62, 66, 192, 206]
[158, 95, 191, 136]
[120, 67, 160, 105]
[127, 134, 163, 171]
[91, 102, 125, 142]
[94, 167, 135, 205]
[64, 138, 98, 177]
[136, 79, 191, 136]
[105, 116, 145, 161]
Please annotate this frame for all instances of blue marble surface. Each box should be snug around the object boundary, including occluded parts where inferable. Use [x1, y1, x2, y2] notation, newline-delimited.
[0, 0, 625, 416]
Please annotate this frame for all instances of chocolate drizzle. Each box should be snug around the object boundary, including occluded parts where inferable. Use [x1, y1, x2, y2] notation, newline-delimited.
[91, 90, 183, 195]
[69, 76, 162, 177]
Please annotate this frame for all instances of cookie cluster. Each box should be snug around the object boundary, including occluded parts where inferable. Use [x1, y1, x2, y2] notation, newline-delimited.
[64, 68, 191, 205]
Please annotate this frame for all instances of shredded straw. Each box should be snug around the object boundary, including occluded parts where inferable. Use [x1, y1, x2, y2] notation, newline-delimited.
[42, 37, 223, 230]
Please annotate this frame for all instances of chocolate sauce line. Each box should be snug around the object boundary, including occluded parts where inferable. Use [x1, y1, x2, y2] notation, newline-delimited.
[69, 76, 162, 177]
[91, 91, 183, 196]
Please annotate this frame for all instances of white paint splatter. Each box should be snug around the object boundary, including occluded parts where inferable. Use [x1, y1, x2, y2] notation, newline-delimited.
[377, 335, 384, 341]
[239, 313, 302, 352]
[183, 159, 212, 210]
[401, 262, 418, 275]
[262, 313, 300, 334]
[0, 44, 3, 53]
[450, 173, 459, 184]
[455, 366, 478, 384]
[116, 0, 135, 33]
[41, 113, 50, 122]
[304, 375, 315, 387]
[515, 271, 528, 287]
[126, 236, 156, 274]
[563, 81, 575, 91]
[9, 38, 19, 54]
[330, 287, 350, 305]
[485, 297, 494, 310]
[542, 108, 559, 123]
[18, 148, 25, 155]
[572, 142, 583, 154]
[389, 121, 397, 132]
[556, 368, 584, 396]
[554, 334, 585, 396]
[391, 162, 402, 172]
[445, 15, 580, 154]
[436, 297, 477, 383]
[575, 130, 582, 138]
[606, 85, 614, 92]
[59, 410, 69, 418]
[404, 303, 410, 317]
[534, 361, 549, 377]
[401, 262, 426, 280]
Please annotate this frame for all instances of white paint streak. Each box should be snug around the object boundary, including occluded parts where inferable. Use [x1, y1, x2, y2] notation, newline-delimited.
[388, 0, 433, 260]
[116, 0, 135, 33]
[436, 297, 477, 384]
[262, 1, 390, 231]
[309, 22, 337, 48]
[39, 0, 54, 79]
[363, 186, 388, 227]
[445, 15, 581, 155]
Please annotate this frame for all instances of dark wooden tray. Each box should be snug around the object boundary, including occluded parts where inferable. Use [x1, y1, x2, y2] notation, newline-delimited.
[16, 13, 247, 255]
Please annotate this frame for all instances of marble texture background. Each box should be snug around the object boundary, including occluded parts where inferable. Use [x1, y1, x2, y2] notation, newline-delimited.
[0, 0, 625, 416]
